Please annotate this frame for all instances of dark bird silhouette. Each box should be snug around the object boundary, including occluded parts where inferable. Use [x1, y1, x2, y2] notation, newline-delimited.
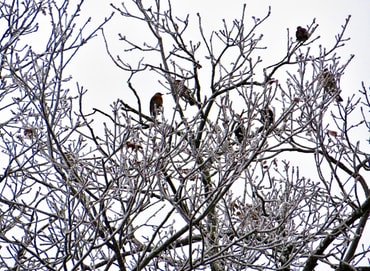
[150, 92, 163, 118]
[258, 107, 274, 132]
[296, 26, 310, 42]
[320, 68, 343, 102]
[234, 123, 245, 143]
[170, 78, 197, 106]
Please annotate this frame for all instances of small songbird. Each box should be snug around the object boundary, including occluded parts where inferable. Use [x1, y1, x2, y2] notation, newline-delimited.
[320, 69, 343, 102]
[234, 123, 244, 143]
[258, 107, 274, 132]
[170, 77, 197, 106]
[296, 26, 310, 42]
[150, 92, 163, 118]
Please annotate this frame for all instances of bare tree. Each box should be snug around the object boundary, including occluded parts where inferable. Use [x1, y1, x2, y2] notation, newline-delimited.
[0, 1, 369, 271]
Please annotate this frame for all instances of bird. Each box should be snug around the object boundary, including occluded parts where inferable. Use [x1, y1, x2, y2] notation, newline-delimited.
[296, 26, 310, 42]
[149, 92, 163, 118]
[319, 69, 343, 102]
[258, 107, 274, 132]
[234, 123, 244, 143]
[170, 77, 197, 106]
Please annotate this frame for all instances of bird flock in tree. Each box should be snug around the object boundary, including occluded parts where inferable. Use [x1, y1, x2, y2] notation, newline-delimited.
[149, 25, 343, 142]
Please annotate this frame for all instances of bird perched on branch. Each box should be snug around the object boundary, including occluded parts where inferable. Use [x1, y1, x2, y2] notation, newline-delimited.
[170, 77, 197, 106]
[150, 92, 163, 118]
[296, 26, 310, 42]
[258, 107, 274, 132]
[234, 122, 245, 143]
[319, 68, 343, 102]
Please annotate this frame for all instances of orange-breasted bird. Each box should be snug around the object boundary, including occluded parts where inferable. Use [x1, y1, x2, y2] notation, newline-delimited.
[319, 69, 343, 102]
[150, 92, 163, 118]
[170, 77, 197, 106]
[296, 26, 309, 42]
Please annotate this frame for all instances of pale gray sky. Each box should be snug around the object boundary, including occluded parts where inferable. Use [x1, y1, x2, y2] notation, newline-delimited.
[69, 0, 370, 116]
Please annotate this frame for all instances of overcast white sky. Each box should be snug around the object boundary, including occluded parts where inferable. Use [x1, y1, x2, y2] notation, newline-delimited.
[70, 0, 370, 115]
[68, 1, 369, 110]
